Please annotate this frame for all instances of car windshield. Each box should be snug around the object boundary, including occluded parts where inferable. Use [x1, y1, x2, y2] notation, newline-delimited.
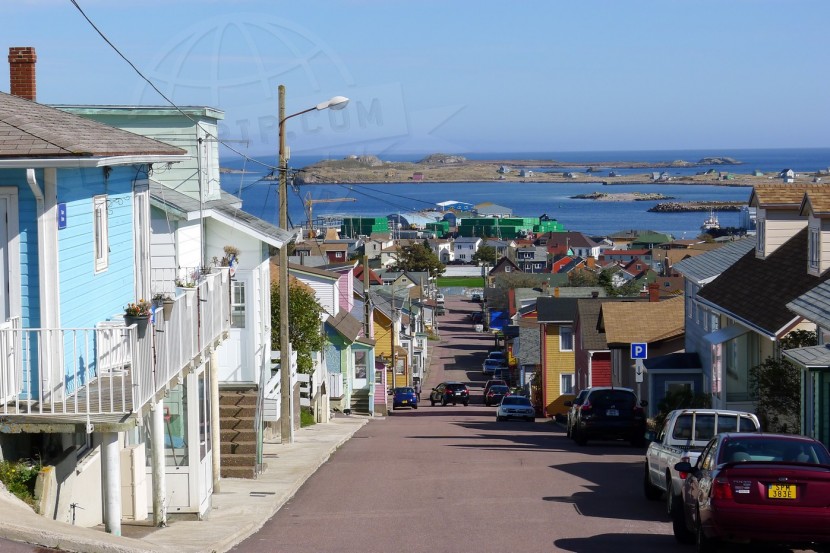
[501, 396, 531, 406]
[719, 437, 830, 464]
[446, 384, 466, 391]
[489, 352, 504, 358]
[484, 360, 501, 366]
[395, 387, 414, 394]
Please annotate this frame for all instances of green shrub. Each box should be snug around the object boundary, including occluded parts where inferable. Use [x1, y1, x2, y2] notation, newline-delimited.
[0, 459, 42, 506]
[653, 388, 712, 430]
[300, 407, 316, 428]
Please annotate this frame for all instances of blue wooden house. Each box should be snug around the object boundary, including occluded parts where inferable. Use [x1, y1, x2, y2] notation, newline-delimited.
[0, 90, 231, 533]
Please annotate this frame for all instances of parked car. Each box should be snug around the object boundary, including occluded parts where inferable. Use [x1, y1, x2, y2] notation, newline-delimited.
[470, 312, 484, 324]
[483, 379, 507, 398]
[486, 350, 505, 362]
[492, 367, 511, 384]
[430, 382, 469, 406]
[484, 385, 510, 406]
[436, 293, 445, 304]
[644, 408, 760, 534]
[496, 395, 535, 422]
[570, 387, 647, 447]
[673, 432, 830, 550]
[471, 293, 482, 303]
[564, 388, 590, 439]
[391, 387, 418, 410]
[482, 358, 504, 375]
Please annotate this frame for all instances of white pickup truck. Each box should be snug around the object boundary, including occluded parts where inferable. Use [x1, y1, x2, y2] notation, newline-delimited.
[644, 408, 760, 531]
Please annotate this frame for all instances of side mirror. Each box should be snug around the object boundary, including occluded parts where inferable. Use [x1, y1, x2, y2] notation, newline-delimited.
[644, 430, 658, 444]
[640, 400, 649, 407]
[674, 461, 694, 474]
[563, 401, 573, 407]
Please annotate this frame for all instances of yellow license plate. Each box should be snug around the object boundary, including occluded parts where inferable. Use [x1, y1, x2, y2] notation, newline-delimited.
[767, 484, 797, 499]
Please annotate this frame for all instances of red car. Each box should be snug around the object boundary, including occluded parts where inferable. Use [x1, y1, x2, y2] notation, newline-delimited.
[674, 432, 830, 552]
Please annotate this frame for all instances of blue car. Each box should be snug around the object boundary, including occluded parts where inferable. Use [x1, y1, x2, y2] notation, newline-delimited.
[392, 387, 418, 410]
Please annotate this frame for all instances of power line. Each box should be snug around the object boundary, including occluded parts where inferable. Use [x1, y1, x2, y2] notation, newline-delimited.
[68, 0, 279, 172]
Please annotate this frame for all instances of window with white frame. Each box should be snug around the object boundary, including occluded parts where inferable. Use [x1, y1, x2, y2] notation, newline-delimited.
[231, 281, 246, 328]
[559, 325, 574, 351]
[809, 227, 820, 270]
[93, 195, 109, 272]
[561, 373, 574, 394]
[665, 381, 693, 395]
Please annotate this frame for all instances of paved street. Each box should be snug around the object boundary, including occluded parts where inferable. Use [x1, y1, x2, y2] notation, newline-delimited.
[231, 295, 680, 553]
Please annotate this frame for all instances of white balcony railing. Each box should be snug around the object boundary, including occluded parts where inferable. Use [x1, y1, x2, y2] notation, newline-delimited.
[0, 268, 230, 419]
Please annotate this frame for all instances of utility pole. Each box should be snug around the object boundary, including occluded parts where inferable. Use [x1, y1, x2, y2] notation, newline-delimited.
[278, 85, 293, 444]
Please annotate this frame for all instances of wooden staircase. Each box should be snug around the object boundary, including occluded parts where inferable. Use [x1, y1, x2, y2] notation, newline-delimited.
[219, 390, 258, 479]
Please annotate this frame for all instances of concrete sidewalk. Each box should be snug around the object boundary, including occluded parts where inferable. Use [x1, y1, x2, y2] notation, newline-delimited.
[0, 416, 369, 553]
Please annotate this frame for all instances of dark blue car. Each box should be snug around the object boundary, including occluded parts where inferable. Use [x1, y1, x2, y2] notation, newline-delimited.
[392, 387, 418, 410]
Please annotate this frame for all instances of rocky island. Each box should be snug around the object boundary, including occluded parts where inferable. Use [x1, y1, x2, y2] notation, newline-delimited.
[294, 153, 777, 186]
[648, 201, 746, 213]
[571, 192, 674, 201]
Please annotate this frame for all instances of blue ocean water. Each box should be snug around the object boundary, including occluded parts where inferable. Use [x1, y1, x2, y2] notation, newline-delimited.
[221, 148, 830, 239]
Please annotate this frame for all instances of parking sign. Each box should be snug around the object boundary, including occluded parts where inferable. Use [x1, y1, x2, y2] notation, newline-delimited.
[631, 342, 647, 359]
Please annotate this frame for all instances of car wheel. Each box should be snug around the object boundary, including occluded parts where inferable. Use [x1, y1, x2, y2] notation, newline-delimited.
[671, 490, 694, 545]
[463, 401, 469, 406]
[525, 417, 534, 422]
[430, 399, 435, 406]
[442, 399, 448, 406]
[630, 433, 646, 448]
[643, 464, 662, 500]
[496, 416, 504, 422]
[566, 423, 571, 438]
[574, 427, 587, 446]
[413, 404, 418, 410]
[696, 508, 717, 553]
[485, 400, 490, 407]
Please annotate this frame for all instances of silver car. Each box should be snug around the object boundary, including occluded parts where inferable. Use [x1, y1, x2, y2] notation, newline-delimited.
[496, 395, 535, 422]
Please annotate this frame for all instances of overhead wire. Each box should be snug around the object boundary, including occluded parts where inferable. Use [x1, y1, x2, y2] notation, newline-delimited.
[68, 0, 280, 173]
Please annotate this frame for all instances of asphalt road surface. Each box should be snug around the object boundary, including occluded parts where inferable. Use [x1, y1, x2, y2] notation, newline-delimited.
[231, 294, 815, 553]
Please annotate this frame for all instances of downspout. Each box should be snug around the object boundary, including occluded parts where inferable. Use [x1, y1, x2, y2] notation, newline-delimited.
[25, 169, 47, 328]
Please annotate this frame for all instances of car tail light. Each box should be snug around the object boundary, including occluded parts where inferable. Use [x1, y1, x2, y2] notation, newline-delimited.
[487, 392, 494, 397]
[712, 478, 733, 500]
[580, 400, 592, 412]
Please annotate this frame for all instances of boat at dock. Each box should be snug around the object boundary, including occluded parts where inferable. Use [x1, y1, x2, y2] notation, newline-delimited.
[701, 210, 720, 230]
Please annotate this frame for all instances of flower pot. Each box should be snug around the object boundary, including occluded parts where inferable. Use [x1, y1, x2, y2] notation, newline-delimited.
[161, 299, 175, 321]
[124, 315, 150, 338]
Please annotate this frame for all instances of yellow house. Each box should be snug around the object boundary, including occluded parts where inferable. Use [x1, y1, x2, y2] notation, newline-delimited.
[537, 297, 578, 417]
[370, 290, 409, 388]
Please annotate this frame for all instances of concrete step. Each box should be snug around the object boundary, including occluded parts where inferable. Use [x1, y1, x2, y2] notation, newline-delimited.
[220, 453, 257, 467]
[220, 417, 254, 431]
[220, 428, 256, 443]
[220, 441, 257, 455]
[219, 392, 258, 407]
[220, 405, 257, 418]
[220, 465, 256, 479]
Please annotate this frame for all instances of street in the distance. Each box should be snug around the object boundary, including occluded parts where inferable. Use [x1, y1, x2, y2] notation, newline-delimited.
[231, 295, 676, 553]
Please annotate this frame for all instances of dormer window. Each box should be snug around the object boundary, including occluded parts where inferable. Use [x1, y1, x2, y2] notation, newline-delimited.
[809, 227, 820, 270]
[757, 217, 765, 256]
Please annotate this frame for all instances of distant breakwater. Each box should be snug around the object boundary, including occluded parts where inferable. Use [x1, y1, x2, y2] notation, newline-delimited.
[648, 201, 745, 213]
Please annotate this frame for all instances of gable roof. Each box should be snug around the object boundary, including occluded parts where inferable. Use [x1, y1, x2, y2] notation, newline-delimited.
[490, 257, 522, 274]
[600, 296, 684, 345]
[787, 280, 830, 330]
[0, 92, 186, 161]
[750, 184, 813, 208]
[672, 237, 756, 285]
[577, 298, 609, 351]
[697, 227, 830, 338]
[801, 186, 830, 216]
[326, 310, 364, 342]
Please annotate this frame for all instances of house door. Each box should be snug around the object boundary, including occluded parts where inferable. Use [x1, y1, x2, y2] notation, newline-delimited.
[217, 274, 252, 383]
[0, 189, 20, 323]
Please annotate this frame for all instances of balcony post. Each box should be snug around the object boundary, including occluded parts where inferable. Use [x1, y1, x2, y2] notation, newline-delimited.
[151, 399, 167, 526]
[102, 431, 122, 536]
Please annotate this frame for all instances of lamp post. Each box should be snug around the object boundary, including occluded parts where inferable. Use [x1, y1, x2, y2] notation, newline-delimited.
[278, 86, 348, 443]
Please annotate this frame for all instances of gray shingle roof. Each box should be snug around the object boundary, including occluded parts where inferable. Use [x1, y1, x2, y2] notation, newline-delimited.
[673, 237, 756, 284]
[787, 281, 830, 329]
[783, 344, 830, 367]
[577, 299, 607, 350]
[516, 325, 540, 365]
[326, 311, 364, 342]
[536, 297, 579, 323]
[698, 228, 830, 337]
[0, 92, 186, 158]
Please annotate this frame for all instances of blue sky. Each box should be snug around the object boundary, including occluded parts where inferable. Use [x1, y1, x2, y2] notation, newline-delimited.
[2, 0, 828, 157]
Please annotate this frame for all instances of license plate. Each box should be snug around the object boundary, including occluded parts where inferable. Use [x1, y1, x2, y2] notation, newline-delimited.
[768, 484, 797, 499]
[401, 400, 408, 404]
[454, 392, 461, 395]
[606, 409, 619, 416]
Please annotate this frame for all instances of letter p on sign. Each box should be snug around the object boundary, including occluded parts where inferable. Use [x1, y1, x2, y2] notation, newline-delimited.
[631, 343, 648, 359]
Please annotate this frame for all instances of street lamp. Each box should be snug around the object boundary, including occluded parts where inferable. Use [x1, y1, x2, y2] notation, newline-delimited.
[278, 86, 349, 444]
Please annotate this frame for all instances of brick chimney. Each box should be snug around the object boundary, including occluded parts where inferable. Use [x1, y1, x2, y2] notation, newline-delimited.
[9, 47, 36, 101]
[648, 282, 660, 303]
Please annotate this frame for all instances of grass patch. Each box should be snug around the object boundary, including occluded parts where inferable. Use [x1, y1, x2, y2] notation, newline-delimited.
[0, 459, 42, 506]
[436, 277, 484, 288]
[300, 407, 316, 427]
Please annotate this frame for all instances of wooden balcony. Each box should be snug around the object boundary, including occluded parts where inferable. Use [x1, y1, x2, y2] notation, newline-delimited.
[0, 269, 230, 431]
